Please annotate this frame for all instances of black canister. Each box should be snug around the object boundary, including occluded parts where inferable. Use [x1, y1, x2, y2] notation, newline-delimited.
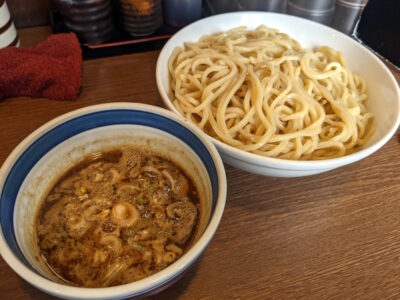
[114, 0, 163, 36]
[54, 0, 114, 44]
[163, 0, 202, 28]
[205, 0, 239, 14]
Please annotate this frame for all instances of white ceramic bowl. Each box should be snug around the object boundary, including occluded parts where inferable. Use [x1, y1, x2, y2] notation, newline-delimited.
[156, 12, 400, 177]
[0, 103, 227, 299]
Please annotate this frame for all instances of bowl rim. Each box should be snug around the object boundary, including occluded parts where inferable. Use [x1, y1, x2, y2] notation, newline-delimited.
[0, 102, 227, 299]
[156, 11, 400, 170]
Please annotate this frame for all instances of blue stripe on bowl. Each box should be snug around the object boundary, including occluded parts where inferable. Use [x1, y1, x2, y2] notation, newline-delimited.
[0, 109, 219, 273]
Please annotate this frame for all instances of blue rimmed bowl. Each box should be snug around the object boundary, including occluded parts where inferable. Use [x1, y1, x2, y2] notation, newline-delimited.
[0, 103, 227, 299]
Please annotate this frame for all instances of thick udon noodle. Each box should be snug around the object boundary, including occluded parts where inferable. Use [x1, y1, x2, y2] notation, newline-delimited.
[168, 26, 374, 160]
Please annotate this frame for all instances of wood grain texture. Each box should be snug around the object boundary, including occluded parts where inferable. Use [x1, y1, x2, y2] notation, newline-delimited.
[0, 27, 400, 300]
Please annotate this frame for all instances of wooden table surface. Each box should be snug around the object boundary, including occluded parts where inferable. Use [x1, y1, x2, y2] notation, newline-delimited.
[1, 27, 400, 300]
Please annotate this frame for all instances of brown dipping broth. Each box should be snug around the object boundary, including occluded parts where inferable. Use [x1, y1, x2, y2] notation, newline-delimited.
[35, 145, 200, 287]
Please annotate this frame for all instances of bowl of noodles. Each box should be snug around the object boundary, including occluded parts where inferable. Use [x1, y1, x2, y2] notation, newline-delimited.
[156, 12, 400, 177]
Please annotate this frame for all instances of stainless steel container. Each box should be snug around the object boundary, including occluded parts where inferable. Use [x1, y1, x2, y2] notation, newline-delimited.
[331, 0, 369, 35]
[288, 0, 335, 25]
[289, 0, 335, 11]
[338, 0, 368, 5]
[238, 0, 287, 12]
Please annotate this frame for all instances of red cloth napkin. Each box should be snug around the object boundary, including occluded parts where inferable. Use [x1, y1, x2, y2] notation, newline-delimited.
[0, 33, 82, 100]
